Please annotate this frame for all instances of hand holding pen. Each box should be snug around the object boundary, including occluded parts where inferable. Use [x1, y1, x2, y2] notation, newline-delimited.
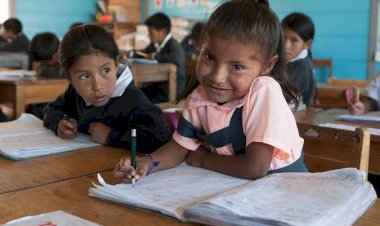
[57, 114, 78, 139]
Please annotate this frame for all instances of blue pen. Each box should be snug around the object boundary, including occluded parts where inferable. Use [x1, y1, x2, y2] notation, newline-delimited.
[131, 129, 137, 187]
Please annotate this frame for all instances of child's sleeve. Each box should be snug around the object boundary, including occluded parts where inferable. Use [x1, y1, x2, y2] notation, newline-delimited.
[363, 75, 380, 108]
[43, 85, 77, 133]
[243, 78, 302, 160]
[107, 105, 172, 153]
[172, 106, 203, 151]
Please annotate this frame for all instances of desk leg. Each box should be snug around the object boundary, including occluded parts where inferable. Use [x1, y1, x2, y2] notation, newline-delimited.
[168, 65, 177, 102]
[14, 85, 25, 119]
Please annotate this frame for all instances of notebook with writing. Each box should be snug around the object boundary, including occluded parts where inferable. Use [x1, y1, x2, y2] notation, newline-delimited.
[89, 163, 377, 226]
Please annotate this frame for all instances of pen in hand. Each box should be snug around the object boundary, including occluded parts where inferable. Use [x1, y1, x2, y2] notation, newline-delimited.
[131, 128, 137, 187]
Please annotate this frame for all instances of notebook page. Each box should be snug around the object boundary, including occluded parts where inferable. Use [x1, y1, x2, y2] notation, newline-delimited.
[184, 168, 377, 226]
[0, 130, 99, 159]
[0, 113, 44, 134]
[89, 163, 249, 220]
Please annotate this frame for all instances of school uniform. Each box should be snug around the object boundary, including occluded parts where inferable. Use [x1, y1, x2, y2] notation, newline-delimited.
[0, 32, 30, 52]
[141, 34, 186, 102]
[287, 49, 316, 107]
[173, 76, 308, 173]
[43, 62, 171, 153]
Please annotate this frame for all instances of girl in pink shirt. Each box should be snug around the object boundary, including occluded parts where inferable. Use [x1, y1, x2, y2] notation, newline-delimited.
[114, 0, 307, 182]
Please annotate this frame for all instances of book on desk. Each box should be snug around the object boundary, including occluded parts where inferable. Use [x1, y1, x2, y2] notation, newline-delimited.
[0, 70, 36, 78]
[89, 163, 377, 226]
[0, 113, 99, 160]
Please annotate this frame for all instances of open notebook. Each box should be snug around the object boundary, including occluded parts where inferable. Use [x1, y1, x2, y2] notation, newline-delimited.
[89, 163, 377, 226]
[0, 113, 99, 160]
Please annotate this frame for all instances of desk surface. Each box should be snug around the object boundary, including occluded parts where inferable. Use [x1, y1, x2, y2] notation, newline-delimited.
[0, 77, 69, 119]
[0, 146, 126, 195]
[0, 170, 377, 225]
[0, 171, 194, 225]
[294, 108, 380, 175]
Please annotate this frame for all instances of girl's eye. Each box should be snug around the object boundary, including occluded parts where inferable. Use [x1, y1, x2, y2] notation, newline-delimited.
[101, 67, 111, 75]
[79, 73, 90, 80]
[233, 64, 244, 71]
[204, 54, 214, 62]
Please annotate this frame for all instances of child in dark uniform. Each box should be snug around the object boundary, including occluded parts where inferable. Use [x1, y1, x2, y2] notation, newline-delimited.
[43, 25, 171, 153]
[282, 12, 316, 107]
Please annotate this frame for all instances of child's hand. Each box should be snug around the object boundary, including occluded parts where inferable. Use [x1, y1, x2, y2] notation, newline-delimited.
[88, 122, 111, 145]
[348, 101, 366, 115]
[113, 156, 152, 183]
[57, 118, 78, 139]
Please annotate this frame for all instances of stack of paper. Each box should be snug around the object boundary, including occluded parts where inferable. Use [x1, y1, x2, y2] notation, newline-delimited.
[0, 114, 99, 160]
[0, 70, 36, 78]
[89, 163, 377, 226]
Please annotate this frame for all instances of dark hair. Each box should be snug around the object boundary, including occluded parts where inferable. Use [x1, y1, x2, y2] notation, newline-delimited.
[69, 22, 84, 30]
[190, 22, 205, 46]
[59, 24, 119, 76]
[281, 12, 315, 42]
[30, 32, 59, 62]
[145, 12, 171, 33]
[3, 18, 22, 34]
[180, 0, 298, 107]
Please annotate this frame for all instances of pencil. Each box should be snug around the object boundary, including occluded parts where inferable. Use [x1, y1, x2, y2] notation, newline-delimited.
[131, 128, 137, 187]
[353, 86, 360, 103]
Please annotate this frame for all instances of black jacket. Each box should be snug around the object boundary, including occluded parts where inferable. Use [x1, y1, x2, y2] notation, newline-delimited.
[287, 56, 316, 107]
[0, 33, 30, 52]
[43, 64, 171, 153]
[143, 37, 186, 96]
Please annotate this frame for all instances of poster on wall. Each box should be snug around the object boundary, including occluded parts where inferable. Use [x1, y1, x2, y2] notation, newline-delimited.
[166, 0, 174, 8]
[154, 0, 162, 9]
[178, 0, 186, 8]
[189, 0, 199, 7]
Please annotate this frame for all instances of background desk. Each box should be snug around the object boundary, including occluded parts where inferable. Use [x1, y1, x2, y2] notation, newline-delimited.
[0, 170, 377, 225]
[294, 108, 380, 175]
[0, 146, 125, 195]
[0, 77, 69, 119]
[130, 63, 177, 102]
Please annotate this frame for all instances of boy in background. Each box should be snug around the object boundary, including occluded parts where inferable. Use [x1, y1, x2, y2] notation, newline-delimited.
[0, 18, 29, 52]
[130, 12, 186, 103]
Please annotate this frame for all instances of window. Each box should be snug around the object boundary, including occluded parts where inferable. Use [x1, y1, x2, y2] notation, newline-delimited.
[0, 0, 11, 23]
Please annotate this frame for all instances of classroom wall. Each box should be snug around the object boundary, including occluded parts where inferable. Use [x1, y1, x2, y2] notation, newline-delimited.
[15, 0, 97, 39]
[13, 0, 376, 82]
[146, 0, 372, 82]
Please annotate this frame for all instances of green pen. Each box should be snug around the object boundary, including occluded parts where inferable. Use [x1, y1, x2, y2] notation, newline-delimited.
[131, 128, 137, 187]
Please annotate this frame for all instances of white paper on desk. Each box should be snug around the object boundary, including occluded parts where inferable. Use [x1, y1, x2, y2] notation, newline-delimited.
[0, 70, 36, 78]
[3, 210, 100, 226]
[129, 58, 158, 64]
[0, 113, 100, 160]
[319, 122, 380, 136]
[338, 112, 380, 123]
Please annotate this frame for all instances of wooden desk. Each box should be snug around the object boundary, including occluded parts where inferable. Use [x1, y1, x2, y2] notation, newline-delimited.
[130, 63, 177, 102]
[0, 171, 194, 225]
[0, 170, 377, 225]
[0, 77, 69, 119]
[294, 108, 380, 175]
[316, 84, 347, 108]
[0, 146, 125, 195]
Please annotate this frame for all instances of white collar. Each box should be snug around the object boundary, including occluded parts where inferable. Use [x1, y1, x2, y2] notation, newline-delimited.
[290, 49, 308, 62]
[85, 65, 133, 106]
[154, 33, 172, 53]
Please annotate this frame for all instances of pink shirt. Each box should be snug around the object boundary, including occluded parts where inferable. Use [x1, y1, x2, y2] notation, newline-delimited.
[173, 76, 304, 170]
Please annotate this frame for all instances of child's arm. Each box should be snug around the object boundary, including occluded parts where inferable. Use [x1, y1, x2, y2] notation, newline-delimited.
[348, 96, 378, 115]
[43, 85, 78, 134]
[186, 142, 274, 180]
[114, 140, 189, 183]
[107, 105, 171, 152]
